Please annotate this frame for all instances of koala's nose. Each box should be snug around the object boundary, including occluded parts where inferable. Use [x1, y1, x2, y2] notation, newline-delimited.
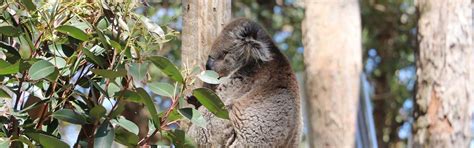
[206, 57, 215, 70]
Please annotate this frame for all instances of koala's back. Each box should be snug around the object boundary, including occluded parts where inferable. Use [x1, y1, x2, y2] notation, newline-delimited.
[229, 88, 301, 147]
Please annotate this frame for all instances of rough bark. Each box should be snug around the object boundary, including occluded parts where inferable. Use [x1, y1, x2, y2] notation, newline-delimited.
[413, 0, 473, 147]
[302, 0, 362, 147]
[181, 0, 231, 69]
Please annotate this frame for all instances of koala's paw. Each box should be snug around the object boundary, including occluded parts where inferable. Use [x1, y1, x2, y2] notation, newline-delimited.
[185, 95, 201, 108]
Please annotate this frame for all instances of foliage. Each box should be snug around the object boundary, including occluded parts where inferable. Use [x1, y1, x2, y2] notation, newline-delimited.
[0, 0, 227, 147]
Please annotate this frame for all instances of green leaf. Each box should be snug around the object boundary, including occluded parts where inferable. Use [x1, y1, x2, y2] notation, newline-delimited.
[0, 26, 21, 37]
[0, 60, 19, 75]
[45, 68, 59, 82]
[29, 60, 56, 80]
[0, 60, 9, 67]
[109, 100, 126, 118]
[198, 70, 221, 84]
[114, 127, 139, 146]
[108, 39, 122, 52]
[139, 16, 165, 38]
[0, 41, 20, 63]
[0, 139, 9, 147]
[112, 116, 139, 135]
[128, 62, 148, 82]
[163, 109, 183, 122]
[148, 82, 175, 98]
[90, 80, 109, 98]
[107, 82, 120, 98]
[96, 30, 110, 49]
[26, 133, 69, 148]
[91, 69, 127, 79]
[20, 0, 36, 11]
[82, 48, 106, 68]
[178, 108, 206, 128]
[18, 35, 33, 59]
[94, 121, 114, 148]
[166, 129, 186, 148]
[51, 109, 88, 124]
[0, 88, 9, 98]
[192, 88, 229, 119]
[148, 56, 183, 83]
[136, 88, 160, 129]
[89, 105, 106, 121]
[56, 25, 89, 41]
[12, 135, 35, 147]
[114, 90, 141, 103]
[47, 57, 67, 69]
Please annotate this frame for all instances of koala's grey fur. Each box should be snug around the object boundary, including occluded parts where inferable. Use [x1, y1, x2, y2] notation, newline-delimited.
[187, 18, 302, 147]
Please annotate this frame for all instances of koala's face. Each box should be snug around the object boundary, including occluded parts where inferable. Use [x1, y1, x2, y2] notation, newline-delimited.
[206, 32, 243, 77]
[206, 18, 273, 77]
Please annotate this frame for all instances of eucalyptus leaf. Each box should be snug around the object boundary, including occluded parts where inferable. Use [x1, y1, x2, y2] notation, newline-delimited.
[114, 90, 141, 103]
[45, 68, 59, 82]
[91, 68, 127, 79]
[0, 41, 20, 63]
[136, 88, 160, 129]
[56, 25, 90, 41]
[148, 56, 183, 83]
[82, 48, 106, 68]
[47, 57, 67, 69]
[179, 108, 206, 128]
[29, 60, 56, 80]
[198, 70, 221, 84]
[0, 26, 21, 37]
[114, 127, 139, 146]
[0, 60, 19, 75]
[26, 133, 69, 148]
[192, 88, 229, 119]
[89, 105, 106, 121]
[109, 100, 126, 119]
[139, 16, 165, 39]
[0, 88, 9, 98]
[148, 82, 175, 98]
[128, 62, 148, 82]
[113, 116, 139, 135]
[51, 109, 88, 124]
[20, 0, 36, 11]
[166, 129, 188, 148]
[162, 109, 183, 122]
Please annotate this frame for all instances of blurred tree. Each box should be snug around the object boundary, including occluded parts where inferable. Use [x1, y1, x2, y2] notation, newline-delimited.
[361, 1, 417, 147]
[413, 0, 473, 147]
[303, 0, 362, 147]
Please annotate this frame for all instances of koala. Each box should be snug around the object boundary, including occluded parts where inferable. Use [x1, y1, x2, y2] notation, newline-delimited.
[187, 18, 302, 147]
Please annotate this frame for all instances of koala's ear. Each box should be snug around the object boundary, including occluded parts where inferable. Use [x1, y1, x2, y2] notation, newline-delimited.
[230, 22, 273, 62]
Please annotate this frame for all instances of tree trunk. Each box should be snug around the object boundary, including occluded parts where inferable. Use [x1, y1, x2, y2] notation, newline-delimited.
[413, 0, 473, 147]
[302, 0, 362, 147]
[181, 0, 231, 69]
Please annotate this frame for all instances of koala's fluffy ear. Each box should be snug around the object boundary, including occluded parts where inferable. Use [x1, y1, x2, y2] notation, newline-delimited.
[230, 22, 273, 62]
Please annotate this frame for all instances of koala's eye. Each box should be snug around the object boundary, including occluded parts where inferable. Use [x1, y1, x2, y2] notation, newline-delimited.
[223, 50, 229, 55]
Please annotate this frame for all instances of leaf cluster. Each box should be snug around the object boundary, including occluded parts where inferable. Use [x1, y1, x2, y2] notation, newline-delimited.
[0, 0, 227, 147]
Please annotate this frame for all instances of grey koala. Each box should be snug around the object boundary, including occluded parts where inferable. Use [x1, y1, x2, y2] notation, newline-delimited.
[187, 18, 302, 147]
